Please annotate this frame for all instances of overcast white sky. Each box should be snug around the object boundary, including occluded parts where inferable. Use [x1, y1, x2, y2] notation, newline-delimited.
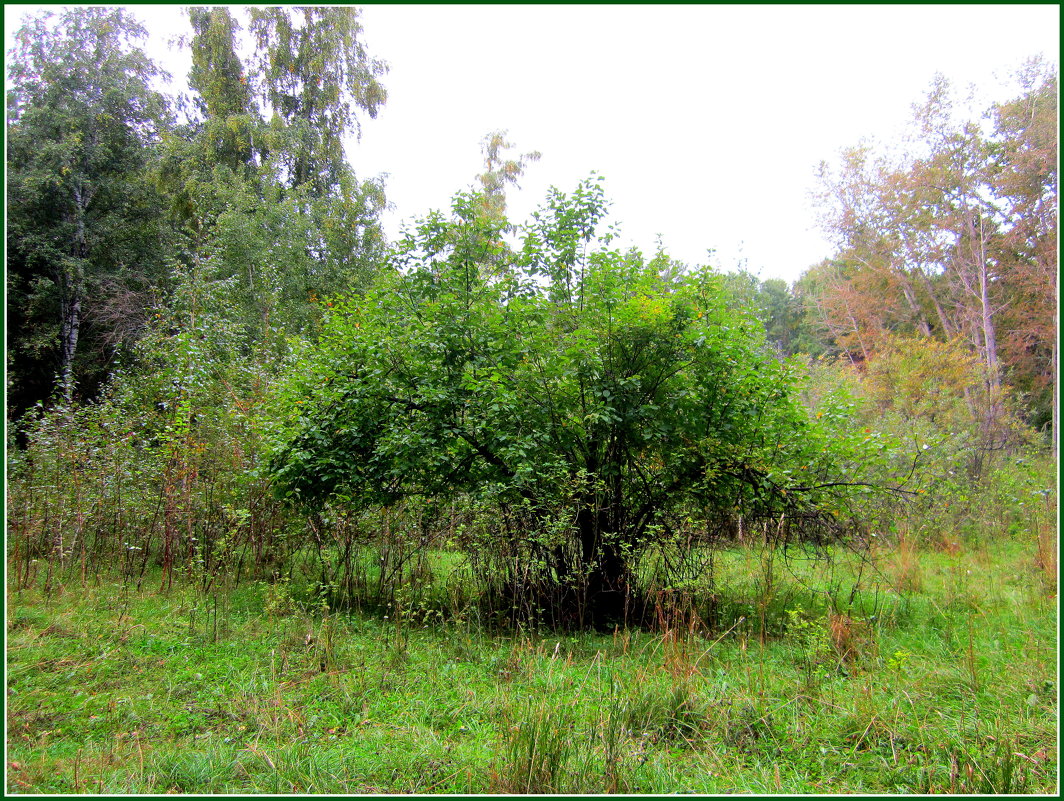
[6, 4, 1060, 283]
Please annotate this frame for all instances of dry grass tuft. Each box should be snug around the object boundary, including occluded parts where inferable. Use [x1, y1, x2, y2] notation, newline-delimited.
[891, 533, 923, 593]
[1034, 523, 1056, 596]
[828, 612, 875, 664]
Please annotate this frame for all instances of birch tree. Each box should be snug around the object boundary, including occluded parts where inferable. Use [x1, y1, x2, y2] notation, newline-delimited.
[7, 8, 171, 409]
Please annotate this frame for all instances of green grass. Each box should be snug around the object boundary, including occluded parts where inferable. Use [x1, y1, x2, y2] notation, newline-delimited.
[6, 538, 1057, 794]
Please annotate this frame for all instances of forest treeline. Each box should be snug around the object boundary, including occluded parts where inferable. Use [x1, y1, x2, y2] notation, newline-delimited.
[5, 8, 1057, 626]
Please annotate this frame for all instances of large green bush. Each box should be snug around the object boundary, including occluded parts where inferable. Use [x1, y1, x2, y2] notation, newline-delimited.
[267, 180, 878, 625]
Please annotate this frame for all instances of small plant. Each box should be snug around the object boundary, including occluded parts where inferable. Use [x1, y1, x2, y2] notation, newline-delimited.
[263, 576, 296, 619]
[886, 649, 912, 673]
[786, 608, 832, 662]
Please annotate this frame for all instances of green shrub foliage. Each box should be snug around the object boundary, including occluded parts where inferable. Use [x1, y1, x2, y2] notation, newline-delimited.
[267, 180, 868, 625]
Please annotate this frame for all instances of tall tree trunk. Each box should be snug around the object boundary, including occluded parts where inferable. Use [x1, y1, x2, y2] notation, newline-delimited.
[895, 270, 933, 337]
[59, 183, 91, 398]
[845, 306, 870, 364]
[914, 267, 957, 338]
[974, 215, 1001, 393]
[576, 499, 631, 626]
[969, 213, 1003, 445]
[58, 290, 82, 399]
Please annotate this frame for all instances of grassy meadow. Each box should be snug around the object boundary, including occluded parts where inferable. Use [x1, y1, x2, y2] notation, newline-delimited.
[6, 535, 1057, 794]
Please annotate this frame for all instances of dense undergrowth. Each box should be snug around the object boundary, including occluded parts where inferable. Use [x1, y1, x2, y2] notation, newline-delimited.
[7, 533, 1057, 794]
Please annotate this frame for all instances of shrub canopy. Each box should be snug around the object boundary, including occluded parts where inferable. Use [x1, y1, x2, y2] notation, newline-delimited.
[268, 179, 857, 623]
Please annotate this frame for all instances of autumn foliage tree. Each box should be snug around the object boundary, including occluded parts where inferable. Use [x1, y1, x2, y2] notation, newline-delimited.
[987, 61, 1058, 443]
[811, 60, 1058, 443]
